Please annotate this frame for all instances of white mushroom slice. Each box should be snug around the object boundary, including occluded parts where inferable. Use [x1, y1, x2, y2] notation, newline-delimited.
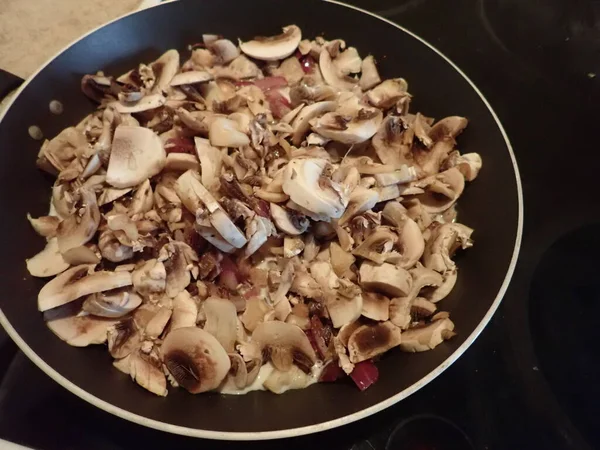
[411, 297, 437, 319]
[347, 322, 402, 363]
[252, 321, 317, 373]
[203, 297, 238, 353]
[359, 55, 381, 90]
[161, 327, 231, 393]
[56, 188, 100, 255]
[319, 49, 357, 91]
[422, 223, 473, 273]
[312, 109, 383, 144]
[161, 241, 197, 298]
[326, 291, 363, 329]
[400, 318, 456, 352]
[211, 209, 248, 249]
[429, 116, 468, 142]
[145, 306, 172, 339]
[245, 216, 276, 258]
[82, 289, 142, 318]
[352, 228, 398, 265]
[211, 39, 240, 64]
[164, 153, 200, 172]
[128, 350, 168, 396]
[212, 55, 262, 80]
[274, 57, 305, 85]
[417, 168, 465, 214]
[282, 158, 347, 220]
[422, 268, 457, 303]
[241, 296, 273, 332]
[38, 265, 133, 312]
[374, 166, 418, 186]
[270, 203, 309, 235]
[170, 290, 198, 331]
[338, 187, 379, 226]
[334, 47, 362, 75]
[27, 214, 60, 238]
[128, 180, 154, 216]
[170, 70, 213, 86]
[195, 225, 237, 253]
[26, 238, 70, 278]
[108, 94, 166, 113]
[132, 259, 166, 296]
[283, 236, 304, 258]
[367, 78, 408, 109]
[447, 152, 482, 182]
[329, 241, 355, 278]
[99, 187, 132, 206]
[239, 25, 302, 61]
[194, 137, 222, 190]
[46, 314, 116, 347]
[362, 292, 390, 321]
[106, 126, 166, 188]
[359, 262, 412, 298]
[150, 49, 180, 94]
[209, 117, 250, 148]
[107, 214, 138, 242]
[291, 101, 337, 145]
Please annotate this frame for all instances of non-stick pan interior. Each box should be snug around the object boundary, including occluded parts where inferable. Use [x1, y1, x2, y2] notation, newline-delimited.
[0, 0, 520, 436]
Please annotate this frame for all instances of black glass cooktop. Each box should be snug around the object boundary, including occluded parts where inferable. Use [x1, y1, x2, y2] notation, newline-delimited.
[1, 0, 599, 449]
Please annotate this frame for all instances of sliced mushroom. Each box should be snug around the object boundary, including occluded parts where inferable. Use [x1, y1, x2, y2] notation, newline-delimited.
[325, 290, 363, 329]
[145, 306, 172, 339]
[160, 240, 197, 298]
[422, 223, 473, 273]
[312, 109, 383, 144]
[270, 203, 309, 235]
[359, 262, 412, 297]
[352, 228, 398, 265]
[252, 321, 317, 373]
[241, 296, 273, 332]
[27, 214, 60, 238]
[170, 290, 198, 331]
[26, 238, 70, 278]
[334, 47, 362, 75]
[107, 318, 140, 359]
[359, 55, 381, 90]
[374, 165, 418, 186]
[210, 39, 240, 64]
[429, 116, 468, 143]
[367, 78, 408, 109]
[164, 153, 200, 172]
[338, 187, 379, 226]
[291, 101, 337, 145]
[170, 70, 213, 86]
[128, 350, 168, 396]
[161, 327, 231, 393]
[416, 167, 465, 214]
[263, 364, 313, 394]
[203, 297, 238, 352]
[38, 265, 133, 312]
[400, 317, 455, 352]
[46, 314, 116, 347]
[411, 297, 437, 320]
[329, 241, 355, 278]
[422, 268, 457, 303]
[56, 188, 100, 255]
[108, 94, 166, 114]
[82, 289, 142, 318]
[194, 137, 222, 190]
[282, 158, 347, 220]
[319, 49, 357, 91]
[347, 321, 402, 363]
[239, 25, 302, 61]
[132, 259, 167, 297]
[106, 126, 166, 188]
[209, 119, 248, 148]
[361, 292, 390, 321]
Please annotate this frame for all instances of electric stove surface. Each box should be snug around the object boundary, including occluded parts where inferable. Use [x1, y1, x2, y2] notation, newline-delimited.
[1, 1, 599, 449]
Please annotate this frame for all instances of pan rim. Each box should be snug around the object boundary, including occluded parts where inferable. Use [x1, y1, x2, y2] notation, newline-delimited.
[0, 0, 524, 440]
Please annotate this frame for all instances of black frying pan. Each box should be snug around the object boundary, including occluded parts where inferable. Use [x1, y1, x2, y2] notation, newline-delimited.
[0, 0, 522, 440]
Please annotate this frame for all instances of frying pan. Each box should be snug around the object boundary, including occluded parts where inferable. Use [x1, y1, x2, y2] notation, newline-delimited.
[0, 0, 523, 440]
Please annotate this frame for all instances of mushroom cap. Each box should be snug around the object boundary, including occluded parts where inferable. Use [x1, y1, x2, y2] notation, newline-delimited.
[252, 321, 317, 372]
[240, 25, 302, 61]
[282, 158, 347, 220]
[38, 265, 133, 312]
[400, 317, 455, 352]
[26, 237, 70, 278]
[106, 126, 166, 188]
[161, 327, 231, 393]
[347, 321, 402, 363]
[359, 262, 412, 297]
[203, 297, 238, 352]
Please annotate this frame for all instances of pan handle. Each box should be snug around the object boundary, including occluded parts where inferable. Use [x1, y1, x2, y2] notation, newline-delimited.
[0, 69, 23, 100]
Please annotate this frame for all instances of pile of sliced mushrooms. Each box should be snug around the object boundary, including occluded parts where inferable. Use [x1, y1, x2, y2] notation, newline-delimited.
[26, 25, 482, 396]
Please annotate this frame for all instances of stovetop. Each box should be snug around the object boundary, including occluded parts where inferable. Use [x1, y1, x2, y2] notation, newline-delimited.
[2, 0, 600, 449]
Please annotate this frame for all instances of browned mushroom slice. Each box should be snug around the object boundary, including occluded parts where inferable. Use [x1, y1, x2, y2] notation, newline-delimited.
[429, 116, 468, 143]
[411, 297, 437, 320]
[38, 265, 133, 312]
[252, 321, 317, 373]
[27, 214, 60, 238]
[352, 228, 398, 265]
[347, 321, 402, 363]
[366, 78, 409, 109]
[359, 55, 381, 91]
[56, 188, 100, 255]
[161, 327, 231, 393]
[290, 101, 337, 145]
[400, 317, 455, 352]
[270, 203, 309, 236]
[416, 167, 465, 214]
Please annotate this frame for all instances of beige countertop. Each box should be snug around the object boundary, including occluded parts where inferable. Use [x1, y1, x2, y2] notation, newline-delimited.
[0, 0, 143, 78]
